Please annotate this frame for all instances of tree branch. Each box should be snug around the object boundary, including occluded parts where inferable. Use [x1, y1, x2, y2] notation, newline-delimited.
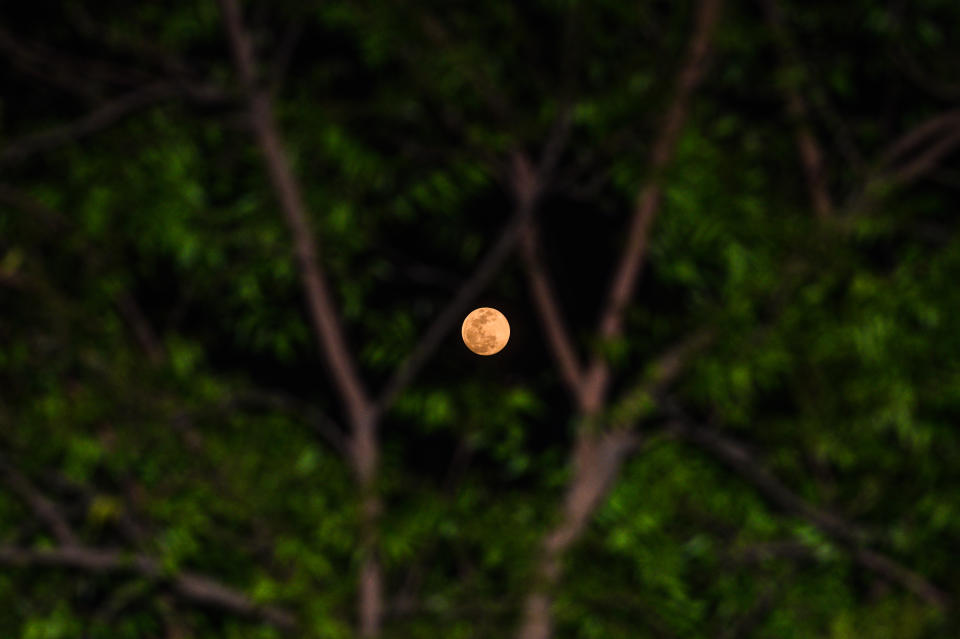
[888, 127, 960, 187]
[0, 545, 296, 629]
[0, 459, 78, 547]
[229, 388, 350, 458]
[516, 4, 723, 636]
[608, 329, 714, 428]
[0, 26, 148, 100]
[216, 2, 382, 635]
[877, 110, 960, 170]
[374, 170, 538, 415]
[848, 110, 960, 211]
[519, 219, 586, 407]
[216, 0, 373, 448]
[582, 0, 724, 412]
[0, 83, 177, 167]
[115, 293, 165, 365]
[761, 0, 833, 219]
[662, 418, 949, 608]
[518, 429, 640, 639]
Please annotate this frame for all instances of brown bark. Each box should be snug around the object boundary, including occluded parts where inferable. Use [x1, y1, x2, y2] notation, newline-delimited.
[0, 457, 78, 547]
[785, 91, 833, 218]
[877, 110, 960, 168]
[0, 545, 296, 628]
[761, 0, 834, 220]
[844, 109, 960, 214]
[518, 430, 639, 639]
[375, 154, 541, 415]
[515, 3, 723, 637]
[519, 219, 586, 408]
[216, 0, 382, 633]
[115, 293, 165, 364]
[583, 0, 724, 412]
[889, 127, 960, 187]
[664, 419, 949, 608]
[0, 83, 177, 166]
[0, 452, 297, 628]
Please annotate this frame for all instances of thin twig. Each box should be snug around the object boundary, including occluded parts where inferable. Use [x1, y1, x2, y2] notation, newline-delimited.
[0, 545, 297, 628]
[519, 218, 585, 406]
[608, 329, 714, 428]
[582, 0, 724, 412]
[662, 417, 949, 608]
[0, 83, 176, 167]
[374, 194, 536, 416]
[115, 293, 165, 364]
[0, 455, 78, 546]
[229, 389, 350, 458]
[761, 0, 833, 219]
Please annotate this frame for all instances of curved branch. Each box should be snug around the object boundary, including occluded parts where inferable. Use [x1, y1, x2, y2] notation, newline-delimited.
[375, 197, 536, 416]
[216, 2, 382, 636]
[216, 0, 373, 449]
[760, 0, 833, 219]
[0, 456, 78, 546]
[519, 219, 586, 407]
[583, 0, 724, 412]
[877, 110, 960, 170]
[0, 545, 296, 629]
[0, 84, 176, 167]
[663, 419, 949, 609]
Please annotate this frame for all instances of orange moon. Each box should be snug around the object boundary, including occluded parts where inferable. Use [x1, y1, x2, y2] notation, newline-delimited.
[461, 307, 510, 355]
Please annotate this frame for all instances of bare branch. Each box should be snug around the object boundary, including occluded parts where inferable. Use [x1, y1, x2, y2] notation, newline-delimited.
[662, 419, 865, 544]
[583, 0, 724, 411]
[217, 0, 373, 440]
[519, 219, 586, 406]
[0, 455, 78, 547]
[889, 127, 960, 187]
[375, 187, 538, 415]
[609, 329, 714, 428]
[0, 84, 176, 167]
[216, 2, 382, 635]
[786, 95, 834, 219]
[887, 4, 960, 102]
[854, 548, 950, 609]
[518, 429, 640, 639]
[662, 418, 949, 608]
[0, 26, 148, 99]
[762, 0, 833, 217]
[0, 545, 296, 629]
[517, 4, 724, 636]
[516, 336, 710, 638]
[877, 110, 960, 170]
[847, 110, 960, 210]
[717, 582, 781, 639]
[230, 389, 350, 458]
[413, 12, 512, 122]
[761, 0, 834, 219]
[115, 293, 165, 365]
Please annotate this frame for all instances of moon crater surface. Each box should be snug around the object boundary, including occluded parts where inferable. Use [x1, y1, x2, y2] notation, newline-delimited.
[461, 307, 510, 356]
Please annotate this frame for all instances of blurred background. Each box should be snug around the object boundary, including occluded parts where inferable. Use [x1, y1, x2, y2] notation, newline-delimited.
[1, 0, 960, 637]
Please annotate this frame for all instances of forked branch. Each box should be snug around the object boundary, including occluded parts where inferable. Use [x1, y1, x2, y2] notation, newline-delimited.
[582, 0, 724, 411]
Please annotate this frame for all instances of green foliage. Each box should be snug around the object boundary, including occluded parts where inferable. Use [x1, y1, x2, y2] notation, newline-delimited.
[1, 0, 959, 637]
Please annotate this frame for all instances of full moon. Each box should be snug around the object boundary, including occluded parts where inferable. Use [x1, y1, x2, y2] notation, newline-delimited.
[461, 307, 510, 356]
